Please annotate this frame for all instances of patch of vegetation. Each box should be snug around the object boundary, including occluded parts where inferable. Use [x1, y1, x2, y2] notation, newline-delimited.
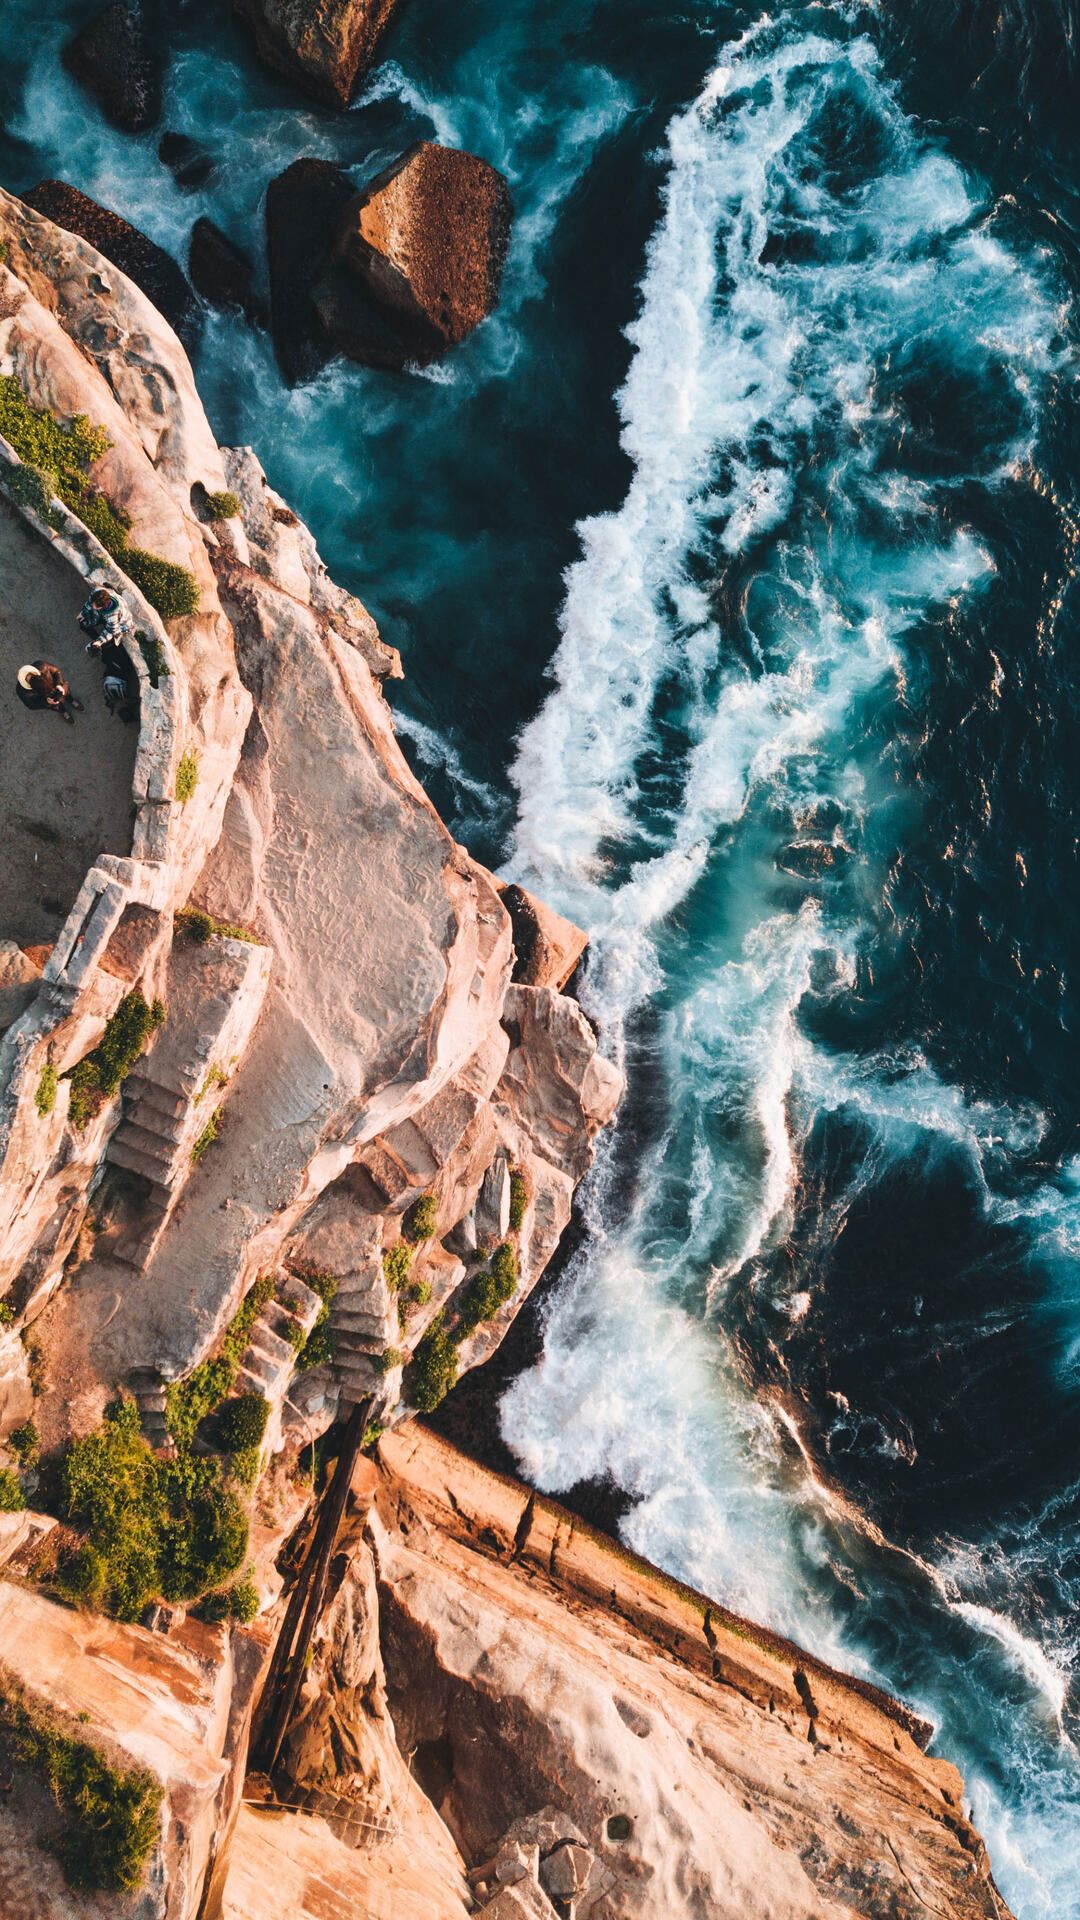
[224, 1275, 275, 1364]
[199, 1575, 259, 1623]
[408, 1313, 458, 1413]
[175, 749, 199, 803]
[0, 1681, 163, 1893]
[457, 1241, 519, 1341]
[136, 630, 170, 686]
[289, 1266, 338, 1370]
[509, 1168, 528, 1232]
[191, 1106, 222, 1162]
[162, 1277, 274, 1454]
[382, 1242, 413, 1292]
[0, 1467, 25, 1511]
[0, 1303, 14, 1326]
[203, 489, 240, 520]
[4, 459, 60, 525]
[177, 906, 214, 944]
[374, 1346, 404, 1376]
[229, 1447, 261, 1490]
[65, 992, 165, 1131]
[0, 376, 199, 619]
[0, 240, 8, 265]
[362, 1420, 385, 1451]
[216, 1393, 268, 1453]
[196, 1062, 228, 1104]
[403, 1192, 437, 1243]
[8, 1420, 39, 1467]
[62, 1399, 247, 1619]
[35, 1065, 57, 1116]
[408, 1276, 433, 1309]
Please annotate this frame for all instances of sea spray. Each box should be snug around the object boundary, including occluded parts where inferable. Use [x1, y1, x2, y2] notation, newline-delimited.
[503, 16, 1078, 1914]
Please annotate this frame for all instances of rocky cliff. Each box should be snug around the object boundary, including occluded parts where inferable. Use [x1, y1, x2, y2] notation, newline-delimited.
[0, 185, 1014, 1920]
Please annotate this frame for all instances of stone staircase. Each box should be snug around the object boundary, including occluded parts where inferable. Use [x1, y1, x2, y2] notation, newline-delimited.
[329, 1259, 400, 1408]
[129, 1272, 321, 1452]
[233, 1274, 322, 1402]
[270, 1777, 398, 1851]
[106, 934, 272, 1269]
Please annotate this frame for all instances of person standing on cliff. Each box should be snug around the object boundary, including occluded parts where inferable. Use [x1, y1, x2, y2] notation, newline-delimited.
[15, 659, 83, 724]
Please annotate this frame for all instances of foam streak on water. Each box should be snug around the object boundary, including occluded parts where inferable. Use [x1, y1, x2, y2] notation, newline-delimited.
[503, 16, 1078, 1914]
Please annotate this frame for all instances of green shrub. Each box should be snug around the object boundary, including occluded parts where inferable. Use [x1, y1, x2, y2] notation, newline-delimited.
[382, 1242, 413, 1292]
[291, 1265, 338, 1371]
[509, 1169, 528, 1232]
[374, 1346, 404, 1376]
[125, 547, 200, 619]
[175, 750, 199, 803]
[64, 992, 165, 1128]
[225, 1577, 259, 1621]
[216, 1393, 269, 1452]
[204, 489, 240, 520]
[8, 1419, 39, 1466]
[191, 1106, 222, 1162]
[165, 1354, 235, 1452]
[457, 1241, 519, 1340]
[35, 1065, 57, 1116]
[362, 1420, 385, 1451]
[409, 1313, 458, 1413]
[61, 1399, 247, 1618]
[229, 1446, 261, 1490]
[0, 1467, 24, 1511]
[137, 631, 169, 686]
[5, 460, 56, 518]
[403, 1193, 438, 1243]
[0, 1303, 13, 1326]
[196, 1062, 228, 1104]
[80, 489, 132, 556]
[223, 1276, 275, 1365]
[0, 1684, 163, 1893]
[408, 1277, 433, 1309]
[178, 906, 214, 944]
[0, 240, 8, 266]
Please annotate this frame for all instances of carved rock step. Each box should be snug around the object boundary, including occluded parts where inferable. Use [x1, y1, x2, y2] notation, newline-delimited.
[106, 1137, 173, 1192]
[111, 1121, 179, 1170]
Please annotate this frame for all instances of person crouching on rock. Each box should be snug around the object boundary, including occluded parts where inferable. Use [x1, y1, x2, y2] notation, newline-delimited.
[78, 583, 131, 652]
[16, 660, 84, 725]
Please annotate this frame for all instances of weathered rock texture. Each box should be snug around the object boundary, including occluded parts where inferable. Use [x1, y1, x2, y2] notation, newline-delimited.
[219, 1426, 1015, 1920]
[0, 1579, 264, 1920]
[20, 181, 199, 348]
[62, 2, 163, 134]
[0, 183, 616, 1464]
[234, 0, 404, 107]
[322, 143, 513, 367]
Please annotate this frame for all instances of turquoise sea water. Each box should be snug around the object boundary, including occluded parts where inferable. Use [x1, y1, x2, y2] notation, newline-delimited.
[4, 0, 1080, 1907]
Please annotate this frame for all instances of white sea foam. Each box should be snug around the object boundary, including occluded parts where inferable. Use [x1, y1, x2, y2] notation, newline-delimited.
[503, 15, 1075, 1913]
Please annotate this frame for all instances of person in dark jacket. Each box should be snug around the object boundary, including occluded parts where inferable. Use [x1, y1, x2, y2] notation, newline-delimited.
[15, 660, 83, 724]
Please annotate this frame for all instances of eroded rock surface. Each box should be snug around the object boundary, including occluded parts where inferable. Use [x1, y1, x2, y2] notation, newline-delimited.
[317, 142, 512, 369]
[21, 181, 198, 347]
[62, 2, 163, 134]
[235, 0, 404, 106]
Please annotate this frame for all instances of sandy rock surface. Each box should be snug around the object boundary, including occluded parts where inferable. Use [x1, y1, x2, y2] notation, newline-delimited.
[235, 0, 404, 106]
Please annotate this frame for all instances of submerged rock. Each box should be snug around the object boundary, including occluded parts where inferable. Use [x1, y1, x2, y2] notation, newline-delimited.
[20, 179, 199, 348]
[265, 157, 354, 385]
[234, 0, 404, 107]
[319, 142, 512, 369]
[190, 216, 265, 327]
[62, 1, 162, 134]
[159, 131, 218, 193]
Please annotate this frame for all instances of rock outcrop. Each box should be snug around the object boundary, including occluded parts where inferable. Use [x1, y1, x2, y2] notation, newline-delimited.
[62, 1, 163, 134]
[189, 218, 264, 327]
[20, 180, 199, 347]
[234, 0, 404, 107]
[315, 143, 513, 369]
[217, 1426, 1015, 1920]
[265, 158, 355, 385]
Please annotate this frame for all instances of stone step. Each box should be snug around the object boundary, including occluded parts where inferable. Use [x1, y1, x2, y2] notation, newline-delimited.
[125, 1100, 188, 1145]
[331, 1307, 389, 1339]
[277, 1272, 322, 1330]
[234, 1363, 274, 1397]
[335, 1361, 382, 1397]
[123, 1074, 188, 1122]
[245, 1322, 296, 1370]
[106, 1137, 175, 1190]
[261, 1299, 305, 1347]
[113, 1121, 179, 1169]
[236, 1349, 283, 1393]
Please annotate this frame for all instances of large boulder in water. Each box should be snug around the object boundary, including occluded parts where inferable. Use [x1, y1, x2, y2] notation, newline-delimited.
[61, 2, 163, 134]
[265, 158, 356, 386]
[234, 0, 402, 107]
[313, 142, 512, 370]
[21, 181, 199, 349]
[189, 217, 266, 328]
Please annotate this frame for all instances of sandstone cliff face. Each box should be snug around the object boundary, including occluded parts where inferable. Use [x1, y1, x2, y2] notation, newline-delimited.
[217, 1427, 1014, 1920]
[0, 185, 618, 1455]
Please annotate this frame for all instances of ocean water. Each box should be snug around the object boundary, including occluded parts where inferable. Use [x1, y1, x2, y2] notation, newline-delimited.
[4, 0, 1080, 1909]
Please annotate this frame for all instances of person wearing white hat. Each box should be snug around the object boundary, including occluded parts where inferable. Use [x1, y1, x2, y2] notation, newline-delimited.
[15, 659, 83, 725]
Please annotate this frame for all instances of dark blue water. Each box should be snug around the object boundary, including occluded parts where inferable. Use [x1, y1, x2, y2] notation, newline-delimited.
[4, 0, 1080, 1907]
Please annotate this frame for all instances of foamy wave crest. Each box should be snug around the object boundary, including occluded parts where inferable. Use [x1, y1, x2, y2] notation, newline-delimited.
[504, 16, 1072, 1913]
